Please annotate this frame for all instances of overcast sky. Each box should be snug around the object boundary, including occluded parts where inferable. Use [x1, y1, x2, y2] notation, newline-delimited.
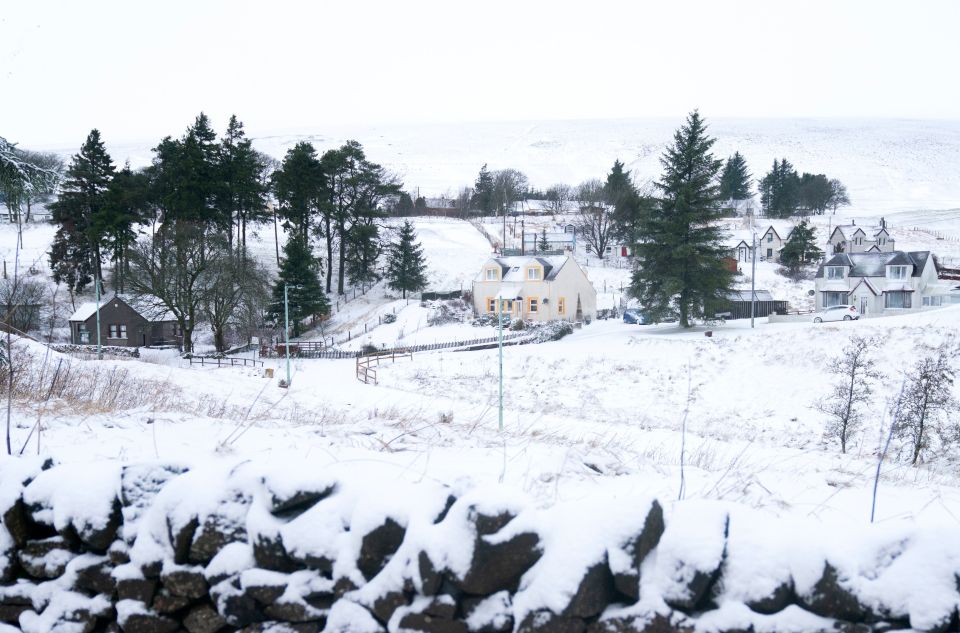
[2, 0, 959, 147]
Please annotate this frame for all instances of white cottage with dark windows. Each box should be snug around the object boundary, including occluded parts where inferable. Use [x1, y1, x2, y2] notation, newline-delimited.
[471, 255, 597, 322]
[814, 251, 946, 317]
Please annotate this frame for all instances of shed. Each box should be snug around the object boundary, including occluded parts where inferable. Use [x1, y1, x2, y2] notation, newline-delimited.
[710, 289, 788, 319]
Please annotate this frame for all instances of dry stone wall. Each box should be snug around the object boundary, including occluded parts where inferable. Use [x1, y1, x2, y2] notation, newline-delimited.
[0, 457, 958, 633]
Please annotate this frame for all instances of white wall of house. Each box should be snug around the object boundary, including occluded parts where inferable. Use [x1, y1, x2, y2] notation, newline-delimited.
[815, 253, 944, 316]
[472, 256, 597, 322]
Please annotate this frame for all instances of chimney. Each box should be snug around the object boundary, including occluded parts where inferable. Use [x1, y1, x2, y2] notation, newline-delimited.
[881, 217, 886, 229]
[851, 219, 855, 226]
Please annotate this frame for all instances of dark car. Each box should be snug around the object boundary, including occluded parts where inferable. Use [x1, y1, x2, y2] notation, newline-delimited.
[623, 309, 652, 325]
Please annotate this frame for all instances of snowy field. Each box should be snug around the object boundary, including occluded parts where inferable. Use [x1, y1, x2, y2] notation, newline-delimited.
[32, 117, 960, 214]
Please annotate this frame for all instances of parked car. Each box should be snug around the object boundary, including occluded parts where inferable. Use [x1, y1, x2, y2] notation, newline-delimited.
[623, 309, 646, 324]
[813, 304, 860, 323]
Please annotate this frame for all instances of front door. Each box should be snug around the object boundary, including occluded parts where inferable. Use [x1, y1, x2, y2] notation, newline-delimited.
[859, 296, 868, 316]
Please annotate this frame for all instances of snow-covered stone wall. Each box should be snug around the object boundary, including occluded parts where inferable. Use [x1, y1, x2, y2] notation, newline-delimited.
[0, 457, 958, 633]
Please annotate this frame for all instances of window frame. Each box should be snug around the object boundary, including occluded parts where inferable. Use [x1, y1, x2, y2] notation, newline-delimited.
[826, 266, 845, 280]
[822, 291, 848, 307]
[887, 265, 908, 280]
[557, 297, 566, 315]
[526, 267, 541, 281]
[485, 268, 497, 281]
[486, 297, 496, 313]
[527, 297, 539, 313]
[884, 291, 912, 309]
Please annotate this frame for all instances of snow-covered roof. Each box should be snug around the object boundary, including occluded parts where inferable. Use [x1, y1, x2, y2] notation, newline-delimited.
[68, 293, 175, 323]
[494, 285, 523, 300]
[489, 255, 569, 282]
[817, 251, 931, 279]
[724, 289, 777, 302]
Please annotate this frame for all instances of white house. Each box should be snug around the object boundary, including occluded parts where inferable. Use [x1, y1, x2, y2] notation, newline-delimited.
[472, 255, 597, 322]
[726, 222, 795, 263]
[814, 250, 946, 316]
[828, 218, 895, 254]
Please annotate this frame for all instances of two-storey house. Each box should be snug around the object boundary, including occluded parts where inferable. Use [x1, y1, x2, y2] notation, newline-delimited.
[471, 255, 597, 322]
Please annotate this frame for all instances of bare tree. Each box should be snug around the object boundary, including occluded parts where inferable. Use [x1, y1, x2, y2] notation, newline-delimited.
[545, 183, 572, 215]
[896, 344, 957, 464]
[828, 179, 851, 213]
[0, 277, 45, 332]
[491, 168, 528, 215]
[573, 179, 613, 259]
[818, 335, 883, 453]
[203, 249, 271, 353]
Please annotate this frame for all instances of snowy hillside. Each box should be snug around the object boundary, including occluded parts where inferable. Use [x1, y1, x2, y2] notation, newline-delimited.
[35, 117, 960, 214]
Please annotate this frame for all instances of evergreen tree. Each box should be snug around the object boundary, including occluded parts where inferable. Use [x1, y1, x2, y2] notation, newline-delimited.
[270, 235, 328, 337]
[603, 159, 650, 246]
[394, 192, 415, 216]
[345, 222, 382, 285]
[49, 129, 116, 292]
[629, 111, 733, 328]
[718, 152, 752, 200]
[219, 115, 268, 247]
[758, 158, 800, 218]
[472, 164, 494, 213]
[386, 220, 427, 299]
[272, 142, 324, 242]
[779, 219, 823, 277]
[538, 227, 550, 253]
[95, 163, 149, 293]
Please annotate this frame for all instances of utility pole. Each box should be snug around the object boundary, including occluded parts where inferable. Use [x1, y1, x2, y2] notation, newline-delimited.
[750, 221, 757, 329]
[498, 297, 504, 432]
[95, 271, 103, 360]
[520, 219, 525, 255]
[283, 283, 291, 387]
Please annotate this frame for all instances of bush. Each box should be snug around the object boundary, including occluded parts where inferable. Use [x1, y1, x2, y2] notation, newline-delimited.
[382, 313, 397, 324]
[509, 319, 525, 331]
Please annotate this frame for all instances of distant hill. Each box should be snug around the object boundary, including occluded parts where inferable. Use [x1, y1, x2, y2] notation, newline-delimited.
[37, 117, 960, 213]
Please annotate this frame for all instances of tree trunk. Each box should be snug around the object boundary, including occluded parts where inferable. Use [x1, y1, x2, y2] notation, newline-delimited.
[325, 216, 333, 294]
[214, 325, 226, 353]
[273, 209, 281, 266]
[337, 225, 347, 295]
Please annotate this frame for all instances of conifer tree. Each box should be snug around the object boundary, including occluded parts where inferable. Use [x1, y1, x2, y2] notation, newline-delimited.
[629, 111, 733, 328]
[270, 235, 328, 336]
[95, 163, 149, 293]
[779, 219, 823, 278]
[718, 152, 752, 200]
[604, 159, 649, 246]
[219, 115, 268, 248]
[272, 142, 324, 242]
[758, 158, 800, 218]
[472, 164, 494, 213]
[386, 220, 427, 299]
[538, 227, 550, 253]
[49, 129, 116, 292]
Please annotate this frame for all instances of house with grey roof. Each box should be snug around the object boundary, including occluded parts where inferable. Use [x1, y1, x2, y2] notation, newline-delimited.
[828, 218, 895, 254]
[68, 293, 179, 348]
[814, 250, 946, 316]
[472, 255, 596, 322]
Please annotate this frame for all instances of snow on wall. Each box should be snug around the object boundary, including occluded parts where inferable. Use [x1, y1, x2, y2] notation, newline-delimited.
[0, 457, 958, 632]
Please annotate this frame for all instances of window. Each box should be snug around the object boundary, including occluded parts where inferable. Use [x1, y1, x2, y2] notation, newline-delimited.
[884, 291, 912, 309]
[485, 268, 497, 281]
[78, 325, 89, 344]
[822, 291, 847, 307]
[558, 297, 566, 315]
[767, 233, 773, 243]
[923, 296, 943, 307]
[826, 267, 845, 280]
[766, 248, 773, 258]
[108, 324, 127, 339]
[487, 297, 496, 313]
[109, 324, 118, 338]
[527, 267, 541, 280]
[527, 297, 538, 313]
[887, 265, 908, 280]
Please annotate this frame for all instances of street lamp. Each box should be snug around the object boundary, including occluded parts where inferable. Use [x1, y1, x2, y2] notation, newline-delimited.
[95, 271, 103, 360]
[282, 283, 292, 387]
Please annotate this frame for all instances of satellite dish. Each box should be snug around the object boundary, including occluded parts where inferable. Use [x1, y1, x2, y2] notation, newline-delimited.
[807, 289, 815, 297]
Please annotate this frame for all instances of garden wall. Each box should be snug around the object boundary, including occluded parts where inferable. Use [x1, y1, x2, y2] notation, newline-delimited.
[0, 457, 958, 633]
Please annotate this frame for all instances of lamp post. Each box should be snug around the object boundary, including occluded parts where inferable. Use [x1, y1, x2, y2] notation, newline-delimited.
[750, 220, 757, 329]
[497, 296, 504, 432]
[283, 283, 291, 387]
[95, 272, 103, 360]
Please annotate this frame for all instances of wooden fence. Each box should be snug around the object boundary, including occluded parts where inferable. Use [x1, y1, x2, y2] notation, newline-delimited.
[187, 356, 264, 368]
[356, 350, 414, 385]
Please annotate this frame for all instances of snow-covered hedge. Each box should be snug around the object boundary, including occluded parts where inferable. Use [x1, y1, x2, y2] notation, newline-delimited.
[0, 457, 958, 632]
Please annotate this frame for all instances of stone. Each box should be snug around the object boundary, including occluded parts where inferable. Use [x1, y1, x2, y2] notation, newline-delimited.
[183, 603, 228, 633]
[460, 593, 512, 633]
[397, 612, 468, 633]
[517, 610, 586, 633]
[117, 577, 158, 603]
[78, 496, 123, 553]
[189, 514, 249, 566]
[457, 531, 542, 595]
[120, 463, 189, 508]
[610, 500, 665, 600]
[267, 484, 335, 519]
[263, 598, 323, 623]
[418, 551, 443, 596]
[74, 559, 116, 595]
[0, 604, 30, 624]
[370, 590, 410, 625]
[586, 612, 693, 633]
[246, 582, 286, 606]
[357, 517, 406, 581]
[433, 494, 457, 524]
[253, 534, 300, 573]
[212, 579, 263, 628]
[121, 612, 180, 633]
[152, 587, 193, 614]
[170, 516, 200, 566]
[2, 497, 34, 547]
[563, 560, 617, 619]
[746, 579, 795, 615]
[801, 562, 872, 622]
[161, 567, 209, 599]
[241, 622, 322, 633]
[17, 535, 74, 579]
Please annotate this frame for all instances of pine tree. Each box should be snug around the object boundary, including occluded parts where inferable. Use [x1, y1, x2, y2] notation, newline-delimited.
[718, 152, 752, 201]
[272, 142, 324, 242]
[95, 163, 149, 293]
[386, 220, 427, 299]
[270, 235, 328, 337]
[345, 222, 382, 285]
[538, 227, 550, 253]
[758, 158, 800, 218]
[49, 129, 116, 292]
[472, 164, 494, 213]
[219, 115, 268, 248]
[604, 159, 649, 246]
[629, 111, 733, 328]
[779, 219, 823, 278]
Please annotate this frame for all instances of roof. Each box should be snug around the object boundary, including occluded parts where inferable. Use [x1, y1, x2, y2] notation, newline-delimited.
[494, 285, 523, 300]
[723, 289, 777, 302]
[850, 278, 881, 296]
[487, 255, 569, 282]
[68, 292, 175, 323]
[817, 251, 932, 279]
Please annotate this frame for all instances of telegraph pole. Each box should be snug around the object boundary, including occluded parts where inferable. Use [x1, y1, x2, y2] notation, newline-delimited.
[95, 271, 103, 360]
[283, 284, 291, 387]
[498, 297, 504, 432]
[750, 219, 757, 329]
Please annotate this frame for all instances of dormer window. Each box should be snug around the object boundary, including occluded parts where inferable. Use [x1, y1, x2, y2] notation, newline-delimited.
[887, 265, 908, 280]
[527, 267, 541, 280]
[767, 233, 773, 243]
[826, 266, 845, 280]
[485, 268, 497, 281]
